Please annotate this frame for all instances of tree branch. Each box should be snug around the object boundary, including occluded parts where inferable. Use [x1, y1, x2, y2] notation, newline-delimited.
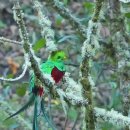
[12, 0, 88, 107]
[43, 0, 87, 39]
[95, 107, 130, 128]
[0, 53, 28, 81]
[80, 0, 104, 130]
[0, 37, 22, 45]
[33, 0, 57, 52]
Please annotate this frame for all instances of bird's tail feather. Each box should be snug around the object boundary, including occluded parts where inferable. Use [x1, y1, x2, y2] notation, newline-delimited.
[33, 98, 38, 130]
[41, 99, 56, 130]
[5, 94, 35, 121]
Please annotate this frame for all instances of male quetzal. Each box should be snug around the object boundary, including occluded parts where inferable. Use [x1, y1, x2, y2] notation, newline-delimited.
[30, 50, 66, 95]
[5, 50, 66, 130]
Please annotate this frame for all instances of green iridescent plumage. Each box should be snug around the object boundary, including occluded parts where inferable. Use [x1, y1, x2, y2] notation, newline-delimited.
[30, 50, 66, 91]
[5, 50, 66, 130]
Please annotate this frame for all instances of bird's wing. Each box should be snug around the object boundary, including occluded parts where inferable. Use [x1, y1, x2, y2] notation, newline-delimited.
[40, 60, 55, 74]
[54, 61, 66, 71]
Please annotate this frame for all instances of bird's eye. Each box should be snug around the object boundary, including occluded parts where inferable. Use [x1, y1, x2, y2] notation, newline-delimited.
[57, 56, 61, 59]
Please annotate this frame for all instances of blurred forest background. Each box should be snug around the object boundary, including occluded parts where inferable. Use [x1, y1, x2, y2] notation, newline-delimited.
[0, 0, 130, 130]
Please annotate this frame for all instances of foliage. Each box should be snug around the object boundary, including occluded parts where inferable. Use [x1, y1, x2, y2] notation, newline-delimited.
[0, 0, 130, 130]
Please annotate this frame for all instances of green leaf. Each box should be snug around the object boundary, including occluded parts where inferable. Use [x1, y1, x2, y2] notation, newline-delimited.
[0, 21, 7, 28]
[16, 83, 28, 97]
[125, 12, 130, 18]
[33, 38, 46, 52]
[83, 2, 95, 10]
[7, 74, 14, 78]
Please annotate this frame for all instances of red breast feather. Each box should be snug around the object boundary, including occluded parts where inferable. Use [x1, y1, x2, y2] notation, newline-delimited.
[32, 86, 44, 97]
[38, 87, 44, 97]
[51, 67, 65, 83]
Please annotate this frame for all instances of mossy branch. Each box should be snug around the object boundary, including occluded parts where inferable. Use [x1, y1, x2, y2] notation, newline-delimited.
[0, 37, 22, 45]
[33, 0, 57, 52]
[80, 0, 104, 130]
[4, 1, 87, 107]
[108, 1, 130, 130]
[95, 107, 130, 128]
[2, 1, 130, 130]
[13, 1, 52, 88]
[43, 0, 87, 39]
[92, 0, 104, 22]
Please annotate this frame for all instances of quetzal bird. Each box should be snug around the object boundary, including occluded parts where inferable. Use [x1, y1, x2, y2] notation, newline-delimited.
[5, 50, 66, 130]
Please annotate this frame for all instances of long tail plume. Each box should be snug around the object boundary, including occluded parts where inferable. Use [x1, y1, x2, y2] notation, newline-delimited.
[41, 98, 56, 130]
[5, 94, 35, 121]
[33, 98, 38, 130]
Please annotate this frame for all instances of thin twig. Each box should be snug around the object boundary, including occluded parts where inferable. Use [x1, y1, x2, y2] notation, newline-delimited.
[0, 54, 28, 81]
[0, 37, 22, 45]
[44, 0, 87, 39]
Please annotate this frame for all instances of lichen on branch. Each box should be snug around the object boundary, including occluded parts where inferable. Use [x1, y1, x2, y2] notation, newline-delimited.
[33, 0, 57, 52]
[10, 0, 87, 108]
[95, 107, 130, 128]
[80, 0, 104, 130]
[44, 0, 87, 39]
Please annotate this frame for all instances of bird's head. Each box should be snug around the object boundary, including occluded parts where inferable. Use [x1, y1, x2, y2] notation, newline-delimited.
[49, 50, 67, 62]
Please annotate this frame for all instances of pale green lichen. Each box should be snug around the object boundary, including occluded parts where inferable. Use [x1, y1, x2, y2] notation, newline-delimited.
[119, 0, 130, 3]
[44, 0, 87, 39]
[95, 107, 130, 128]
[2, 0, 130, 130]
[33, 0, 57, 52]
[0, 37, 22, 45]
[80, 1, 104, 130]
[81, 20, 101, 58]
